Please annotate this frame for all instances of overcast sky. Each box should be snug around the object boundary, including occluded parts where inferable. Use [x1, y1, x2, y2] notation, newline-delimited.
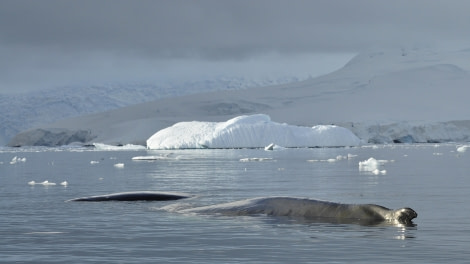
[1, 0, 470, 93]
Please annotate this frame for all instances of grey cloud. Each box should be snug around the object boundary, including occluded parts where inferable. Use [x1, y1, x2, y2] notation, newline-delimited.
[2, 0, 470, 59]
[1, 0, 470, 92]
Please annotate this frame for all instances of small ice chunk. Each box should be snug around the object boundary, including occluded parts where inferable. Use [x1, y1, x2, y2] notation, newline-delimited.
[40, 180, 56, 186]
[359, 157, 388, 173]
[92, 143, 146, 151]
[264, 143, 275, 151]
[372, 169, 387, 175]
[114, 163, 125, 168]
[239, 158, 273, 162]
[29, 180, 57, 186]
[307, 158, 339, 162]
[90, 160, 100, 164]
[10, 156, 26, 164]
[132, 155, 173, 161]
[347, 153, 357, 159]
[457, 145, 469, 153]
[60, 181, 68, 186]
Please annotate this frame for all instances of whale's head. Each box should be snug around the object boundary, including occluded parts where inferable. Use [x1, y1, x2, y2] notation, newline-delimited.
[394, 207, 418, 225]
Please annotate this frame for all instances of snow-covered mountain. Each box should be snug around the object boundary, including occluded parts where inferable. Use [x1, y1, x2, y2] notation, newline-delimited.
[8, 48, 470, 147]
[0, 76, 303, 145]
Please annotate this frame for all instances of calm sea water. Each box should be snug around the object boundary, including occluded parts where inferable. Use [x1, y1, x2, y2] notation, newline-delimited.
[1, 144, 469, 263]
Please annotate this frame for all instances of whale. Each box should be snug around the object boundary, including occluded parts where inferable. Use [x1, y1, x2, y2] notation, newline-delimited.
[67, 191, 417, 226]
[179, 197, 417, 226]
[67, 191, 191, 202]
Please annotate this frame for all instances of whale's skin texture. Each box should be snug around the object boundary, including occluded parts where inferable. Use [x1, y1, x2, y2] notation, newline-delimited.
[181, 197, 417, 226]
[67, 193, 417, 226]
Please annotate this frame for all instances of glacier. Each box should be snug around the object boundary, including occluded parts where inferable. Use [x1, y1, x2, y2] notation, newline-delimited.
[146, 114, 361, 149]
[340, 120, 470, 144]
[0, 76, 303, 146]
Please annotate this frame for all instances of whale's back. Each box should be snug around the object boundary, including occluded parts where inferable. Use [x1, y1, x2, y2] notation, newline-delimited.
[182, 197, 417, 226]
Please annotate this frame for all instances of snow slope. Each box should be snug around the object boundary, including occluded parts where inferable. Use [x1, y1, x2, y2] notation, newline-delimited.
[9, 48, 470, 146]
[146, 114, 360, 149]
[0, 76, 302, 145]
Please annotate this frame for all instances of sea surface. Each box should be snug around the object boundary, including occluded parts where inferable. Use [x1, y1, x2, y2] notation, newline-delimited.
[1, 144, 469, 263]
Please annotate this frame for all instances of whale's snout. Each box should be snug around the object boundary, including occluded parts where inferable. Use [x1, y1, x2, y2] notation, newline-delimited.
[396, 207, 417, 225]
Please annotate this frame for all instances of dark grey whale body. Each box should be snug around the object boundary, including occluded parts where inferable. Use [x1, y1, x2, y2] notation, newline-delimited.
[68, 192, 417, 226]
[180, 197, 418, 226]
[67, 191, 190, 202]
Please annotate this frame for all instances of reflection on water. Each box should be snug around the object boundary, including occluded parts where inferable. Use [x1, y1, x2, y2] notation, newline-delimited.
[393, 226, 417, 240]
[238, 213, 418, 229]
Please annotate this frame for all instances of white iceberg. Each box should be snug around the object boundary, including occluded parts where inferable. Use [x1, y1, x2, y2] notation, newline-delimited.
[146, 114, 361, 149]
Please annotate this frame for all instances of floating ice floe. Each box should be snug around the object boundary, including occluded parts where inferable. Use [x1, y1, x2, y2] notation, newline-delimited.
[90, 160, 100, 164]
[264, 143, 275, 151]
[456, 145, 469, 153]
[132, 156, 163, 161]
[371, 169, 387, 175]
[28, 180, 57, 186]
[146, 114, 361, 149]
[132, 155, 174, 161]
[92, 143, 146, 151]
[307, 153, 357, 163]
[114, 163, 125, 168]
[347, 153, 358, 159]
[239, 158, 274, 162]
[10, 156, 26, 164]
[358, 157, 390, 175]
[264, 143, 285, 151]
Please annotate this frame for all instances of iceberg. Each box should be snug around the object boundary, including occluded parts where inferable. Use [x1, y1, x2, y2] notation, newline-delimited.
[146, 114, 361, 149]
[341, 120, 470, 144]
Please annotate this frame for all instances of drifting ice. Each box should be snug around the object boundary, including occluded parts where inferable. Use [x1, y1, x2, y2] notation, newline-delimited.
[358, 157, 389, 175]
[457, 145, 469, 153]
[28, 180, 57, 186]
[146, 114, 361, 149]
[10, 156, 26, 164]
[114, 163, 125, 168]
